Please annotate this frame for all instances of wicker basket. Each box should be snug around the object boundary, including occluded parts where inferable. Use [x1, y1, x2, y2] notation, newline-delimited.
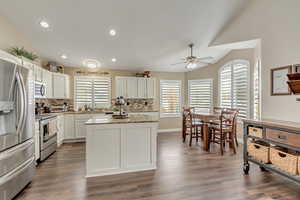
[248, 141, 270, 163]
[248, 127, 263, 138]
[270, 147, 298, 175]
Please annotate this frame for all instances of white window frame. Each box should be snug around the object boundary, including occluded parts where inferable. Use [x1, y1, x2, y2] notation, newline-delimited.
[160, 80, 182, 118]
[188, 79, 213, 111]
[74, 76, 111, 110]
[218, 59, 250, 119]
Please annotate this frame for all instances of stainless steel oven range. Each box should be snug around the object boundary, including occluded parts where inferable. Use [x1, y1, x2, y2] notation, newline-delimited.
[38, 115, 57, 161]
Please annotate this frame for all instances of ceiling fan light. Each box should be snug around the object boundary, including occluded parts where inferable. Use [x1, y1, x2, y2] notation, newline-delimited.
[186, 63, 198, 70]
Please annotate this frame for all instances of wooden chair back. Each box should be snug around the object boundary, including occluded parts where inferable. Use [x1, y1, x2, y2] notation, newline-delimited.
[220, 109, 239, 134]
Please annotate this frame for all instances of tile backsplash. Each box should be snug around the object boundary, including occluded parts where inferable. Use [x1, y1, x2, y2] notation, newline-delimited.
[111, 98, 155, 112]
[36, 98, 155, 112]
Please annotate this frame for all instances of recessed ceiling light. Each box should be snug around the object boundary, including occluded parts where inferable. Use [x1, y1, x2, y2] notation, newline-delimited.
[40, 20, 50, 29]
[111, 58, 117, 62]
[109, 29, 116, 36]
[83, 59, 101, 69]
[61, 54, 67, 59]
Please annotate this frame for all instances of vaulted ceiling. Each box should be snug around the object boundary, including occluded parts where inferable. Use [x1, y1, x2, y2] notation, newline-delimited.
[0, 0, 248, 71]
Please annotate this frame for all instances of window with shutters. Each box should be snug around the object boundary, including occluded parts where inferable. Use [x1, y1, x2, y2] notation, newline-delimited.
[219, 60, 249, 119]
[160, 80, 182, 118]
[253, 59, 261, 120]
[188, 79, 213, 112]
[74, 76, 111, 110]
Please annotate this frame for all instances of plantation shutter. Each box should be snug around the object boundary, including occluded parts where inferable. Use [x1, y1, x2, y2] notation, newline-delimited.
[232, 61, 249, 119]
[93, 78, 111, 108]
[188, 79, 213, 112]
[75, 76, 111, 110]
[160, 80, 181, 117]
[75, 77, 93, 109]
[219, 60, 249, 119]
[220, 64, 232, 109]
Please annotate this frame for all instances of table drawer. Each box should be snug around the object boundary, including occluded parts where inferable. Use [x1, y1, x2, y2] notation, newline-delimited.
[266, 128, 300, 148]
[248, 127, 263, 138]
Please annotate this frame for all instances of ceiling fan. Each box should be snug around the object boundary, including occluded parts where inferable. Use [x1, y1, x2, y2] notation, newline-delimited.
[171, 43, 214, 70]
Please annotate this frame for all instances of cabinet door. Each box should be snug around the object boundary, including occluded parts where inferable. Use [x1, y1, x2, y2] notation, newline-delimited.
[43, 70, 53, 98]
[137, 78, 147, 98]
[146, 78, 156, 98]
[34, 121, 40, 161]
[64, 115, 75, 139]
[127, 78, 138, 98]
[34, 65, 43, 82]
[116, 77, 127, 98]
[57, 115, 64, 146]
[64, 75, 70, 99]
[75, 119, 88, 138]
[75, 115, 91, 138]
[52, 73, 66, 99]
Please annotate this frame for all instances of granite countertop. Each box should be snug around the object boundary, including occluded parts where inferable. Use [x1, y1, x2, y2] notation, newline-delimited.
[85, 114, 159, 125]
[243, 118, 300, 131]
[41, 110, 158, 115]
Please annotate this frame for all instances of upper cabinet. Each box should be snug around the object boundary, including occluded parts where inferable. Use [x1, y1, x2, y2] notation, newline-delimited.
[52, 73, 70, 99]
[43, 69, 53, 98]
[34, 64, 43, 82]
[116, 76, 156, 99]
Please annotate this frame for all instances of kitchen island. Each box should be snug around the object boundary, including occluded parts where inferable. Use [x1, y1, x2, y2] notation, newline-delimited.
[85, 114, 159, 177]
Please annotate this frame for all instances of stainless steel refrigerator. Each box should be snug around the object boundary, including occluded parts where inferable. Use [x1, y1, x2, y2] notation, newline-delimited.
[0, 54, 35, 200]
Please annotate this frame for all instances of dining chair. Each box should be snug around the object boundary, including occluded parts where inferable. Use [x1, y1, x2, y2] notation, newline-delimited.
[209, 109, 238, 155]
[224, 108, 239, 147]
[182, 107, 203, 146]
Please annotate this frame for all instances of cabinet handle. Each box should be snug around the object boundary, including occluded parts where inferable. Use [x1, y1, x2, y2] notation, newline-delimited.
[277, 135, 286, 140]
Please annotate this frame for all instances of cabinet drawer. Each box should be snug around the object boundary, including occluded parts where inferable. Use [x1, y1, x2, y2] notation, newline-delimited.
[248, 127, 263, 138]
[266, 128, 300, 148]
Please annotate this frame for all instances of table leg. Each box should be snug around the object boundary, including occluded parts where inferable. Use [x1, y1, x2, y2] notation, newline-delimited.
[203, 123, 210, 151]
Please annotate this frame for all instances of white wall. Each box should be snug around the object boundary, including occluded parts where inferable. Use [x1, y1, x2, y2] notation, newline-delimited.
[0, 14, 33, 51]
[211, 0, 300, 122]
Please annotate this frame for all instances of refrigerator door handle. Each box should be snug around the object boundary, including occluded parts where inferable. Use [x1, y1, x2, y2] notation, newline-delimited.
[15, 72, 25, 136]
[18, 71, 27, 138]
[8, 64, 17, 101]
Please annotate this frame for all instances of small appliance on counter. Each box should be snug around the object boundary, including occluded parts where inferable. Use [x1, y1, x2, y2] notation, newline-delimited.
[112, 96, 128, 119]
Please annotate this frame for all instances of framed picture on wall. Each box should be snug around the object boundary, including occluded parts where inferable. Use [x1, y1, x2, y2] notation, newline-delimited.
[271, 65, 292, 95]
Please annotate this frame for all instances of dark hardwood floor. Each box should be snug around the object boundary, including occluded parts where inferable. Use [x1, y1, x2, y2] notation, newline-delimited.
[16, 133, 300, 200]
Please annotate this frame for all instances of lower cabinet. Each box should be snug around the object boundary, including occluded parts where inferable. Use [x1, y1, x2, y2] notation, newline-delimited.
[57, 115, 64, 146]
[64, 114, 75, 139]
[34, 121, 40, 162]
[62, 113, 157, 143]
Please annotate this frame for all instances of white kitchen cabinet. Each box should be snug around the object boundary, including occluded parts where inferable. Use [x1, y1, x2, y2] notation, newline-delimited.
[75, 114, 91, 138]
[52, 73, 66, 99]
[64, 114, 75, 139]
[34, 65, 43, 82]
[127, 78, 138, 98]
[137, 78, 147, 98]
[57, 115, 64, 146]
[116, 77, 128, 97]
[146, 78, 156, 98]
[34, 121, 40, 162]
[116, 77, 156, 99]
[43, 69, 53, 98]
[65, 74, 70, 99]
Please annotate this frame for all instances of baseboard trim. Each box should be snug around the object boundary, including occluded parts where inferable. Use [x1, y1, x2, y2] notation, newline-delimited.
[158, 128, 181, 133]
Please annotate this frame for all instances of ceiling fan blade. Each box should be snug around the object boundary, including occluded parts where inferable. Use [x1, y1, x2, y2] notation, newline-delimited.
[197, 56, 214, 60]
[171, 61, 187, 66]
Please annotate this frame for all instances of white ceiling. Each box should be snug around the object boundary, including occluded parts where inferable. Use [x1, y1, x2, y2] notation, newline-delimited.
[0, 0, 248, 72]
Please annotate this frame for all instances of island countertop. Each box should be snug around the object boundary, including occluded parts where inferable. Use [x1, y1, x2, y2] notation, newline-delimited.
[85, 114, 159, 125]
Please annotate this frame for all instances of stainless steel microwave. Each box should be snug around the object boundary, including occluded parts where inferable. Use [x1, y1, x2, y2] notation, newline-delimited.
[34, 81, 46, 98]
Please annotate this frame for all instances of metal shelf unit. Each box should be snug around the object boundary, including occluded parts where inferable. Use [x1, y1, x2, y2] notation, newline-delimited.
[243, 121, 300, 184]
